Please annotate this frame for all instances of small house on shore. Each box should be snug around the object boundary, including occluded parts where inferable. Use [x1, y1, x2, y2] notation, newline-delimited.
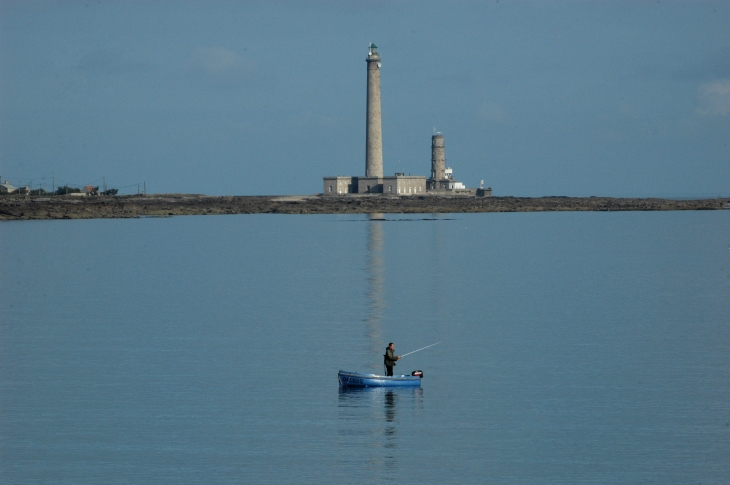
[1, 180, 17, 194]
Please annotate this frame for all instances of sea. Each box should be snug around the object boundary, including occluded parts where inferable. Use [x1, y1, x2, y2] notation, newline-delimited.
[1, 211, 729, 484]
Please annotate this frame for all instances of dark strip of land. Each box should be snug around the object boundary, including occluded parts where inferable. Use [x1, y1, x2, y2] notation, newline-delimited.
[1, 194, 728, 220]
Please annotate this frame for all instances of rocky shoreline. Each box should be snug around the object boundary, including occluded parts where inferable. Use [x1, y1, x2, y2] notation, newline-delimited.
[1, 194, 728, 220]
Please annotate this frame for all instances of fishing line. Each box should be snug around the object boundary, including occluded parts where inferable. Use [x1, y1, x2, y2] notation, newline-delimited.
[399, 341, 441, 358]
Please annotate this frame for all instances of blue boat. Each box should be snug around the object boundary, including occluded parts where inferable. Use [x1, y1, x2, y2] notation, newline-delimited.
[338, 370, 423, 388]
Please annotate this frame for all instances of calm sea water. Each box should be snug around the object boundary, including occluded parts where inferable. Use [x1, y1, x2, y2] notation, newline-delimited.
[1, 211, 729, 484]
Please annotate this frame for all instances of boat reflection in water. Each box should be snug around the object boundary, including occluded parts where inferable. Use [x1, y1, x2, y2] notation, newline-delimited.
[337, 386, 424, 472]
[384, 390, 396, 458]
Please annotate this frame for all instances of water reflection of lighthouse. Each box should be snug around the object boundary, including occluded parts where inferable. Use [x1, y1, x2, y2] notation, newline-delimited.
[364, 213, 385, 372]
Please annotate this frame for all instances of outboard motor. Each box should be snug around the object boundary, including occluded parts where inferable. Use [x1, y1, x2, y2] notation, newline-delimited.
[411, 370, 423, 378]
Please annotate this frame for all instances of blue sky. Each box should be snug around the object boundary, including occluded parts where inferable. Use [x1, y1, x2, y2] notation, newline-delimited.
[1, 1, 728, 197]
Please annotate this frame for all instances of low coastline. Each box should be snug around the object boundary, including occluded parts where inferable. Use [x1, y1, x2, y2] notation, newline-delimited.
[1, 194, 728, 220]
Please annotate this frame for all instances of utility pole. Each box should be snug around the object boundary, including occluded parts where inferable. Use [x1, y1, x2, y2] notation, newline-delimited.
[143, 182, 146, 196]
[52, 177, 55, 196]
[137, 183, 140, 195]
[103, 177, 106, 195]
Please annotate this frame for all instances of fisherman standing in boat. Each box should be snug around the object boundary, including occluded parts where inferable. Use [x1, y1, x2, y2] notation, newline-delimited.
[384, 343, 401, 376]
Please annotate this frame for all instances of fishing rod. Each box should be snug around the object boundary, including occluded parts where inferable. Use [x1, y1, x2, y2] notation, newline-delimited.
[400, 342, 441, 358]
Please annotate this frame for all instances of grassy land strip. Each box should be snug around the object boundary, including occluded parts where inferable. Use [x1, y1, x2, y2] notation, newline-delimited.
[1, 194, 728, 220]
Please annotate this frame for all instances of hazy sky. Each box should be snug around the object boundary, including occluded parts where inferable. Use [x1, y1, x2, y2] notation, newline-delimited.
[1, 1, 729, 196]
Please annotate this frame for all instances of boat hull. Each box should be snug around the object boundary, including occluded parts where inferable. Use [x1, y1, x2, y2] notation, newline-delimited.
[338, 370, 422, 388]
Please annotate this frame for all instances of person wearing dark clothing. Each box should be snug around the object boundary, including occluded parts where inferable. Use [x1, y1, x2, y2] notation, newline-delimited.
[383, 342, 401, 376]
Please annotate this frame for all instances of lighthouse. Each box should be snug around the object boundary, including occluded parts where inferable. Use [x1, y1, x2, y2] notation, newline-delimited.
[430, 133, 446, 184]
[365, 43, 383, 179]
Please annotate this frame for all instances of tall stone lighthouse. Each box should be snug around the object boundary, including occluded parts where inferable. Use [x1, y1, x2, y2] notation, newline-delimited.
[365, 43, 383, 179]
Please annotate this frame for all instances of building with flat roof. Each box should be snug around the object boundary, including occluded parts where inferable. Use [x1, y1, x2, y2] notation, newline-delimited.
[381, 174, 426, 195]
[323, 176, 357, 195]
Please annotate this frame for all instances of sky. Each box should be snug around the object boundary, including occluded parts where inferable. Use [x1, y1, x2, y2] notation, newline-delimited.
[1, 0, 729, 197]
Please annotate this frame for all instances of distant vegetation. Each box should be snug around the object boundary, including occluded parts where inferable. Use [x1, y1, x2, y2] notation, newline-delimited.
[50, 186, 117, 195]
[2, 185, 120, 196]
[55, 185, 81, 195]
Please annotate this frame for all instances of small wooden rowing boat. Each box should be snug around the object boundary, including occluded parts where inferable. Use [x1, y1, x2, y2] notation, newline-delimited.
[338, 370, 423, 388]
